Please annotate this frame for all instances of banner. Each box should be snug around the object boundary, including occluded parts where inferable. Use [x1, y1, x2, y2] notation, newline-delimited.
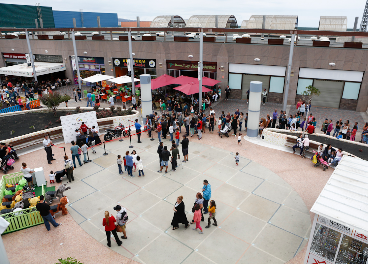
[60, 111, 99, 143]
[113, 58, 156, 69]
[71, 55, 77, 71]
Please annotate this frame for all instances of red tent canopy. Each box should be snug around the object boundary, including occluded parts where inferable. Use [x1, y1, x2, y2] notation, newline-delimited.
[169, 75, 220, 86]
[136, 74, 175, 90]
[173, 82, 212, 95]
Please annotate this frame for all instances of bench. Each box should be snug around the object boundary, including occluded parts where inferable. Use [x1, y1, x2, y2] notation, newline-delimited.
[285, 135, 319, 155]
[9, 129, 63, 152]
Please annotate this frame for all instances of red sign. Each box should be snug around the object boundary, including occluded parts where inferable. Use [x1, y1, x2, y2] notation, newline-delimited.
[3, 53, 26, 59]
[81, 57, 96, 63]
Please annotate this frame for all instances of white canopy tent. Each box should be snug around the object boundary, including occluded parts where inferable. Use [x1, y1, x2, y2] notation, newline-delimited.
[109, 76, 140, 84]
[82, 74, 113, 83]
[0, 62, 66, 77]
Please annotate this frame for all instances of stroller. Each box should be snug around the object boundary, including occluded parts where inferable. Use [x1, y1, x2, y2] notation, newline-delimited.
[0, 156, 15, 174]
[312, 151, 329, 171]
[218, 123, 231, 138]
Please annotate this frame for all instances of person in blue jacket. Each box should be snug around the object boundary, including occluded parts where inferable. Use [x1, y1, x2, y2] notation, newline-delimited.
[135, 119, 142, 143]
[202, 179, 211, 214]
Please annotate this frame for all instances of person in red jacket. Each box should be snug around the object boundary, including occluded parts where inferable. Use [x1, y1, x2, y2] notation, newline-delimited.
[197, 119, 203, 140]
[80, 122, 89, 135]
[306, 122, 315, 134]
[103, 211, 122, 247]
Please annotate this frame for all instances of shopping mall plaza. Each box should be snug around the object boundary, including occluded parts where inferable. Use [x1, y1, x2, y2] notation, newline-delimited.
[1, 3, 368, 264]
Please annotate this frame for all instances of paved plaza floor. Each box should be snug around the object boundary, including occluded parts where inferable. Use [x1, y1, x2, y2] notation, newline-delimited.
[63, 137, 311, 264]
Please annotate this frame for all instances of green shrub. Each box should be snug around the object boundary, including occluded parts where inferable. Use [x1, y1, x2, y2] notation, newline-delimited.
[56, 257, 83, 264]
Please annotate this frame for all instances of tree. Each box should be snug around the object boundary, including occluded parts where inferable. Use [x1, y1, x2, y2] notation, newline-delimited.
[40, 93, 71, 116]
[302, 85, 320, 103]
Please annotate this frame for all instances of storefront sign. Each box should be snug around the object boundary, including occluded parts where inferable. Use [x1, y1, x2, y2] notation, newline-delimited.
[113, 58, 156, 68]
[34, 54, 63, 63]
[3, 53, 26, 59]
[167, 60, 217, 71]
[77, 56, 104, 65]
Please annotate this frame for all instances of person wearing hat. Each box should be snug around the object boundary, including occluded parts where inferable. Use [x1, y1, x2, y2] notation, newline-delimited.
[114, 205, 128, 239]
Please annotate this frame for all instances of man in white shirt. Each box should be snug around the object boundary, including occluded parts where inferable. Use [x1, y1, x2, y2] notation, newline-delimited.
[109, 96, 114, 106]
[262, 89, 268, 105]
[114, 205, 128, 239]
[43, 135, 54, 164]
[131, 96, 137, 110]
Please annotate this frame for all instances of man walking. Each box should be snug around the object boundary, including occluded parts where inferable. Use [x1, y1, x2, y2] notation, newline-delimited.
[36, 195, 61, 231]
[162, 118, 168, 139]
[197, 118, 203, 140]
[131, 95, 137, 110]
[70, 141, 83, 168]
[181, 135, 189, 162]
[171, 144, 180, 171]
[156, 122, 162, 142]
[202, 180, 211, 214]
[158, 146, 171, 173]
[225, 85, 230, 100]
[114, 205, 128, 240]
[64, 155, 74, 183]
[135, 119, 142, 143]
[157, 142, 163, 166]
[272, 110, 278, 128]
[184, 113, 190, 136]
[86, 91, 92, 107]
[43, 135, 54, 164]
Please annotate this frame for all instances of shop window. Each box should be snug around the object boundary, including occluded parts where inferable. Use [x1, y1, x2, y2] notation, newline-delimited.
[310, 223, 341, 262]
[146, 68, 157, 77]
[269, 77, 285, 93]
[336, 235, 368, 263]
[342, 82, 361, 100]
[297, 79, 313, 95]
[229, 73, 242, 89]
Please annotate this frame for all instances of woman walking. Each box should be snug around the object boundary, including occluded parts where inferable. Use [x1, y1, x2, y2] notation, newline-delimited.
[171, 196, 189, 230]
[102, 211, 122, 247]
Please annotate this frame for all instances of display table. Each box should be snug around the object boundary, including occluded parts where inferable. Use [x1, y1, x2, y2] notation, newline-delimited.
[304, 156, 368, 264]
[34, 167, 46, 187]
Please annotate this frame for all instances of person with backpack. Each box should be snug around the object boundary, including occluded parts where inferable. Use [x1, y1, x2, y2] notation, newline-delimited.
[64, 155, 74, 182]
[114, 205, 128, 240]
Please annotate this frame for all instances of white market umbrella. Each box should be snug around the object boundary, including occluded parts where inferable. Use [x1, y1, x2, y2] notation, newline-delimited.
[109, 75, 140, 84]
[82, 74, 113, 83]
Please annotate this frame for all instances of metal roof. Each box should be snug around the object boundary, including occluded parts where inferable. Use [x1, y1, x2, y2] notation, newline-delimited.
[245, 15, 298, 30]
[150, 15, 185, 28]
[186, 15, 238, 28]
[311, 155, 368, 234]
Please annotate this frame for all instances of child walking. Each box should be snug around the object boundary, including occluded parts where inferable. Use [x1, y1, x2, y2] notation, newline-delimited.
[123, 156, 127, 172]
[217, 117, 222, 133]
[137, 156, 144, 176]
[81, 142, 88, 163]
[235, 152, 240, 166]
[49, 170, 55, 184]
[205, 200, 217, 228]
[238, 133, 242, 145]
[192, 204, 203, 234]
[175, 129, 180, 146]
[117, 155, 123, 174]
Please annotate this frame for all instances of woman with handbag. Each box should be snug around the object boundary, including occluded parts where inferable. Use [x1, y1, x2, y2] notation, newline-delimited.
[191, 193, 204, 224]
[171, 196, 189, 230]
[102, 211, 122, 247]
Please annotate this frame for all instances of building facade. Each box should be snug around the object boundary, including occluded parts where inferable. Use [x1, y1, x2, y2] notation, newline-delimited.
[0, 38, 367, 112]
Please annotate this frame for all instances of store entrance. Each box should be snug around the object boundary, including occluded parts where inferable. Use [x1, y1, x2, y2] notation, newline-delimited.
[180, 70, 197, 78]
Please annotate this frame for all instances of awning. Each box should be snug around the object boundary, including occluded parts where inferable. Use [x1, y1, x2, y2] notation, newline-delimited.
[0, 62, 66, 77]
[82, 74, 113, 83]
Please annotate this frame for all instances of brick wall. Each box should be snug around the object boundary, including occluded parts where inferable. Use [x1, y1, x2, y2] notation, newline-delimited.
[339, 99, 358, 111]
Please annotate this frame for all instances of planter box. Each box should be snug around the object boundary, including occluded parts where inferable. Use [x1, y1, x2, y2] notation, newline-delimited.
[92, 35, 104, 40]
[268, 39, 284, 45]
[142, 36, 156, 41]
[174, 36, 189, 42]
[344, 42, 362, 49]
[119, 36, 135, 41]
[18, 35, 26, 39]
[75, 35, 87, 40]
[37, 35, 49, 40]
[53, 35, 64, 40]
[203, 37, 216, 42]
[236, 38, 252, 44]
[313, 41, 330, 47]
[5, 35, 17, 39]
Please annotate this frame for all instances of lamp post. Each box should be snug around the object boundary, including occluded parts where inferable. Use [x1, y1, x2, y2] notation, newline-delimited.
[128, 29, 135, 95]
[25, 29, 37, 82]
[282, 33, 295, 112]
[198, 30, 203, 112]
[71, 30, 82, 93]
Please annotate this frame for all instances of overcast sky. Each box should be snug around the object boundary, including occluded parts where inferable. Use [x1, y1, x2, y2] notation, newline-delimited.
[1, 0, 365, 28]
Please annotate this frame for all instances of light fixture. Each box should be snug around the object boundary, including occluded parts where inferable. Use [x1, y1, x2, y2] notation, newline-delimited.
[188, 55, 193, 58]
[132, 53, 135, 56]
[329, 62, 336, 66]
[11, 48, 14, 51]
[159, 62, 163, 68]
[45, 50, 48, 53]
[254, 58, 260, 62]
[83, 51, 87, 54]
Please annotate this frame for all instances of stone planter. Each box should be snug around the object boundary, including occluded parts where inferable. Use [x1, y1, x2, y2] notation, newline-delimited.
[236, 38, 251, 44]
[53, 35, 64, 40]
[37, 35, 49, 40]
[18, 35, 26, 39]
[119, 36, 135, 41]
[75, 35, 87, 40]
[5, 35, 17, 39]
[203, 37, 216, 42]
[174, 36, 189, 42]
[343, 42, 362, 49]
[142, 36, 156, 41]
[92, 35, 104, 40]
[313, 41, 330, 47]
[268, 39, 284, 45]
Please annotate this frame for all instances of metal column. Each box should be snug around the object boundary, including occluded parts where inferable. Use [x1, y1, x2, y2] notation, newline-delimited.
[282, 33, 295, 112]
[352, 17, 359, 42]
[198, 30, 203, 111]
[71, 30, 82, 92]
[128, 30, 135, 94]
[25, 29, 37, 82]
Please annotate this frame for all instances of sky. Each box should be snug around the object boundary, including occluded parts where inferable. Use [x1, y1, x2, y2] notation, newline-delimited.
[1, 0, 365, 28]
